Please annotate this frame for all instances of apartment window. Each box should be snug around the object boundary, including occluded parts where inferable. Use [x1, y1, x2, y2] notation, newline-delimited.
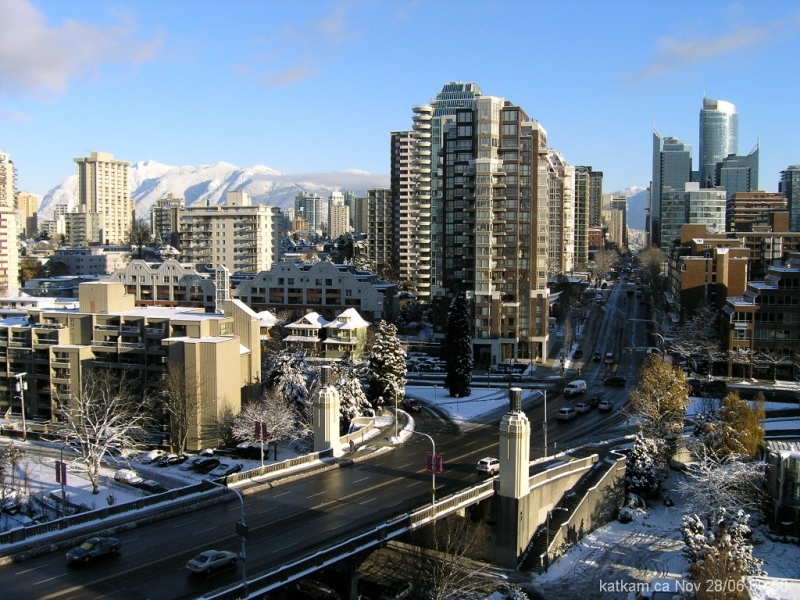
[502, 124, 518, 135]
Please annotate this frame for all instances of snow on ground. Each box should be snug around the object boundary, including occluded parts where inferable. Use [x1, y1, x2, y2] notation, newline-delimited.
[528, 470, 800, 600]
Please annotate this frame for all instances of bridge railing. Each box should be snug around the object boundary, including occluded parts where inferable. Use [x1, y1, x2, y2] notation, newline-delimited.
[224, 448, 334, 485]
[197, 480, 497, 600]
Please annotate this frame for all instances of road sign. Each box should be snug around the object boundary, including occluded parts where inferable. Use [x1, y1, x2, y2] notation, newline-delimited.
[254, 421, 268, 441]
[426, 452, 443, 475]
[55, 461, 67, 484]
[236, 521, 249, 539]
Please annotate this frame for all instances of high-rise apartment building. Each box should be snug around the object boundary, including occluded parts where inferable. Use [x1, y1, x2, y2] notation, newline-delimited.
[362, 188, 393, 277]
[699, 98, 738, 188]
[178, 191, 283, 273]
[717, 146, 759, 201]
[74, 152, 132, 245]
[726, 191, 787, 232]
[16, 191, 37, 238]
[294, 192, 323, 236]
[439, 95, 550, 366]
[651, 131, 693, 247]
[327, 192, 350, 239]
[0, 152, 19, 294]
[547, 150, 575, 274]
[150, 193, 185, 248]
[390, 129, 418, 289]
[780, 165, 800, 232]
[573, 167, 592, 268]
[603, 194, 628, 250]
[660, 182, 726, 246]
[589, 169, 604, 228]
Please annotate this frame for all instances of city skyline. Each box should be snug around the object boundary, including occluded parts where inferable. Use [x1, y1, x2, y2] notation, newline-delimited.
[0, 0, 799, 197]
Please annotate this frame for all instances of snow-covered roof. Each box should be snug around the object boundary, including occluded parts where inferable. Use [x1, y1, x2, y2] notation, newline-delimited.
[288, 312, 329, 328]
[283, 335, 321, 343]
[325, 308, 370, 330]
[255, 310, 278, 328]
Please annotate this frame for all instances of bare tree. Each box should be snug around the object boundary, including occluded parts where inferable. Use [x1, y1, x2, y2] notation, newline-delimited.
[55, 369, 154, 494]
[669, 302, 724, 378]
[161, 363, 200, 455]
[232, 390, 310, 462]
[593, 248, 619, 282]
[128, 218, 152, 260]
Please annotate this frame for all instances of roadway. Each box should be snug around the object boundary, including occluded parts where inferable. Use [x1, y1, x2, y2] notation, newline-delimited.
[0, 283, 645, 600]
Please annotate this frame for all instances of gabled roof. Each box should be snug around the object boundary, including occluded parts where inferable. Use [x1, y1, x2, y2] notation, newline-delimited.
[289, 312, 329, 329]
[326, 308, 370, 330]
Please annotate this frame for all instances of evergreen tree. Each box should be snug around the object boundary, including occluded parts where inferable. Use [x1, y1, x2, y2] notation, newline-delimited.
[444, 292, 473, 397]
[365, 321, 407, 406]
[264, 350, 312, 406]
[625, 435, 669, 496]
[333, 359, 373, 423]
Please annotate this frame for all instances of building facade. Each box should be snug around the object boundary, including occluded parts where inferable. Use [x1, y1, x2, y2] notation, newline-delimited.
[651, 131, 693, 247]
[0, 281, 261, 450]
[74, 152, 133, 245]
[17, 191, 37, 239]
[439, 95, 550, 367]
[327, 192, 350, 239]
[699, 98, 738, 188]
[726, 191, 787, 232]
[546, 150, 575, 274]
[294, 192, 324, 237]
[660, 182, 726, 248]
[177, 191, 284, 274]
[150, 193, 185, 248]
[717, 146, 759, 201]
[0, 152, 19, 294]
[780, 165, 800, 232]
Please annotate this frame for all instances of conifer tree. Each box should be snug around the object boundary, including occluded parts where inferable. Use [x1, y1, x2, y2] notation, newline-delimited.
[365, 321, 407, 406]
[444, 292, 473, 398]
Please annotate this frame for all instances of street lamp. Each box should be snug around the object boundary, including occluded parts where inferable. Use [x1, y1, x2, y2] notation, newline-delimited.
[410, 430, 438, 507]
[543, 390, 548, 458]
[13, 372, 27, 442]
[384, 380, 403, 441]
[545, 507, 569, 572]
[628, 319, 667, 362]
[207, 480, 248, 595]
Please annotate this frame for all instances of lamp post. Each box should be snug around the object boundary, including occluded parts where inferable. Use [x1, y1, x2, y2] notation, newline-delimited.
[59, 443, 67, 516]
[628, 319, 667, 362]
[207, 480, 248, 595]
[410, 430, 438, 507]
[13, 372, 27, 442]
[543, 390, 548, 458]
[545, 507, 569, 572]
[385, 380, 402, 441]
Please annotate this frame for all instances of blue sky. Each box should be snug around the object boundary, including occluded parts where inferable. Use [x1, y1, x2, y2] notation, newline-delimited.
[1, 0, 798, 197]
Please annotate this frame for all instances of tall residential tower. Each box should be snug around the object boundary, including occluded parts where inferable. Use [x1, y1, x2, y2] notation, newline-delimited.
[74, 152, 133, 245]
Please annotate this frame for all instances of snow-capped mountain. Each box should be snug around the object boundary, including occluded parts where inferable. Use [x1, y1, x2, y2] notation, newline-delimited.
[612, 186, 648, 231]
[38, 160, 390, 220]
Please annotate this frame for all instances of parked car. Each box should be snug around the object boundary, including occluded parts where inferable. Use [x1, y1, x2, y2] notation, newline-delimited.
[206, 463, 244, 479]
[180, 457, 204, 471]
[587, 395, 601, 408]
[598, 399, 613, 411]
[402, 398, 422, 412]
[603, 376, 627, 386]
[476, 457, 500, 475]
[157, 453, 188, 467]
[592, 351, 602, 362]
[293, 578, 342, 600]
[574, 402, 590, 414]
[185, 549, 238, 576]
[192, 457, 221, 474]
[379, 581, 414, 600]
[138, 449, 166, 464]
[557, 407, 578, 421]
[66, 537, 121, 564]
[114, 469, 144, 486]
[136, 479, 168, 494]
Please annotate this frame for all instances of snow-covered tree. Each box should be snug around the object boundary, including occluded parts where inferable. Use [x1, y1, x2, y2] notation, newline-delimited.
[628, 354, 690, 440]
[332, 359, 372, 424]
[444, 292, 473, 398]
[697, 391, 765, 459]
[682, 507, 764, 599]
[670, 301, 724, 378]
[55, 368, 154, 494]
[232, 390, 310, 461]
[264, 350, 313, 406]
[365, 321, 407, 406]
[625, 435, 669, 496]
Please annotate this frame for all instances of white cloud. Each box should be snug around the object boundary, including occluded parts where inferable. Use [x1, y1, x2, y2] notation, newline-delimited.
[0, 0, 163, 100]
[0, 109, 31, 122]
[624, 10, 800, 82]
[244, 1, 360, 88]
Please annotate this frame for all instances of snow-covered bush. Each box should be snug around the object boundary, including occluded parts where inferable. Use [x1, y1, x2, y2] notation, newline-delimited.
[625, 435, 669, 496]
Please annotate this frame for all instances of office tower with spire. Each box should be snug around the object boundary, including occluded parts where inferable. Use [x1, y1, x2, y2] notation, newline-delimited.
[0, 151, 20, 293]
[439, 95, 551, 367]
[74, 151, 132, 245]
[780, 165, 800, 232]
[651, 130, 693, 246]
[699, 98, 738, 188]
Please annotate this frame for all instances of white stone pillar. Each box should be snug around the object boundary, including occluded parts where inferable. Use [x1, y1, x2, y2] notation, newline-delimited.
[499, 387, 531, 499]
[313, 366, 343, 457]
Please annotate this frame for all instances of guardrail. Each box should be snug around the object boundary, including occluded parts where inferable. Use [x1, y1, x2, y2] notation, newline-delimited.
[197, 479, 496, 600]
[224, 448, 334, 485]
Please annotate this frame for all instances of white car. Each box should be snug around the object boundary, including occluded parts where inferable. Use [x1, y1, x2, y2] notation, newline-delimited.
[138, 449, 166, 464]
[476, 457, 500, 475]
[557, 407, 578, 420]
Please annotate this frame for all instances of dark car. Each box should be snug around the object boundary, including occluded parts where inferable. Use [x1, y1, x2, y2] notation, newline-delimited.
[402, 398, 422, 412]
[192, 457, 221, 474]
[205, 463, 244, 479]
[592, 351, 602, 362]
[185, 549, 238, 575]
[572, 348, 583, 359]
[66, 537, 121, 564]
[157, 453, 188, 467]
[603, 376, 627, 386]
[587, 395, 601, 408]
[136, 479, 168, 494]
[180, 457, 205, 471]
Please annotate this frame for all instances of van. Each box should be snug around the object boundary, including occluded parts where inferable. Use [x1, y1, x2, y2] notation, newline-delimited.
[563, 380, 587, 397]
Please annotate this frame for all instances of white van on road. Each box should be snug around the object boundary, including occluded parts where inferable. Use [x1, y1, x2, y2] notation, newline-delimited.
[563, 379, 587, 397]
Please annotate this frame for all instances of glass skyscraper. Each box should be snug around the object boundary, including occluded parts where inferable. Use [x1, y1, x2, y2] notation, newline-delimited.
[651, 130, 693, 247]
[699, 98, 738, 188]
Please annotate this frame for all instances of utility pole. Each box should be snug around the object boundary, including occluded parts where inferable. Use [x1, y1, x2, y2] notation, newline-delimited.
[13, 372, 27, 442]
